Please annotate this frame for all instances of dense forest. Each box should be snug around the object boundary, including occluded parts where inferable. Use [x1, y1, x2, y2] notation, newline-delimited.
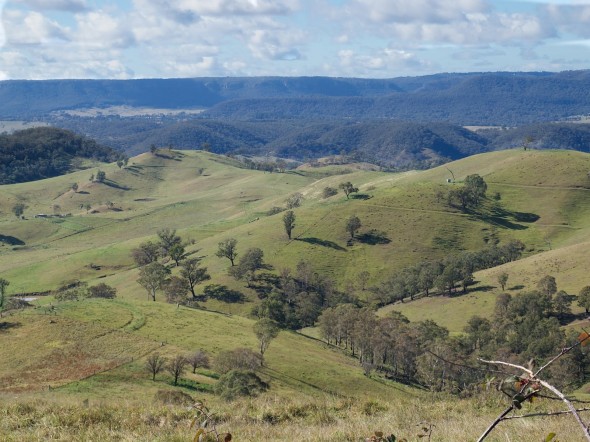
[0, 127, 121, 184]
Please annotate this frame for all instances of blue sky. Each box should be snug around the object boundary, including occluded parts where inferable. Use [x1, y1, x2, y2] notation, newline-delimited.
[1, 0, 589, 79]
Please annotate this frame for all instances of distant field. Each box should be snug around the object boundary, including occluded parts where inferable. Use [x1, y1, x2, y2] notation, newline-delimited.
[0, 120, 49, 133]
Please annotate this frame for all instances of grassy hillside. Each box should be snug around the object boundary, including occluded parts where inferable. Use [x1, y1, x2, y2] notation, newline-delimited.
[2, 148, 590, 441]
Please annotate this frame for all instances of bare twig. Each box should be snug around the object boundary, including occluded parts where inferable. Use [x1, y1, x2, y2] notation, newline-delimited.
[538, 379, 590, 441]
[501, 407, 590, 421]
[476, 358, 533, 377]
[478, 333, 590, 442]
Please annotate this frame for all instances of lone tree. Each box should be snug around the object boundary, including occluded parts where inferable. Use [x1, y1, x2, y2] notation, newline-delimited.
[464, 174, 487, 205]
[578, 286, 590, 314]
[12, 203, 26, 219]
[71, 183, 79, 193]
[497, 272, 509, 291]
[253, 318, 280, 362]
[95, 170, 106, 183]
[0, 278, 9, 316]
[282, 210, 296, 240]
[167, 355, 188, 386]
[339, 181, 359, 199]
[164, 276, 189, 304]
[180, 258, 211, 298]
[146, 353, 166, 381]
[137, 262, 170, 301]
[216, 238, 238, 266]
[345, 215, 362, 239]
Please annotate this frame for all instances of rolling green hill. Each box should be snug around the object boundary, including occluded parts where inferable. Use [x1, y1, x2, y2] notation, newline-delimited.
[2, 148, 590, 440]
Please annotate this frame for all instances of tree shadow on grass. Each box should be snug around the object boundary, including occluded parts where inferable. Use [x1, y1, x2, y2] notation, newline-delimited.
[103, 180, 131, 191]
[467, 285, 495, 294]
[356, 230, 391, 245]
[203, 284, 246, 304]
[0, 234, 25, 246]
[0, 321, 21, 332]
[296, 237, 346, 251]
[350, 193, 372, 200]
[468, 205, 539, 231]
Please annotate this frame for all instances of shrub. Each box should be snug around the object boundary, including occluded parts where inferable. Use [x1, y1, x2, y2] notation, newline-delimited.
[322, 186, 338, 198]
[87, 283, 117, 299]
[214, 370, 268, 400]
[267, 206, 285, 216]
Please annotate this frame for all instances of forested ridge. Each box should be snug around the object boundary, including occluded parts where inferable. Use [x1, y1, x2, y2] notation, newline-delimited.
[2, 70, 590, 125]
[0, 127, 121, 184]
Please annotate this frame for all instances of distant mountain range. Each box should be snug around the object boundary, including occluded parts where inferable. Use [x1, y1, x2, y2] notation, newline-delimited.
[1, 71, 590, 172]
[1, 71, 590, 125]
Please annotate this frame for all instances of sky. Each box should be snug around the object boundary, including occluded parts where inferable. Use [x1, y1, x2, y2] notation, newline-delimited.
[1, 0, 590, 80]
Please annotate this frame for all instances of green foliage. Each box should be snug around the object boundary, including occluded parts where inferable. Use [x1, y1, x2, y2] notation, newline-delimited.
[213, 348, 262, 374]
[578, 286, 590, 314]
[339, 181, 359, 199]
[322, 186, 338, 198]
[282, 210, 296, 240]
[0, 278, 9, 313]
[131, 241, 161, 266]
[0, 127, 119, 184]
[253, 318, 280, 357]
[137, 262, 170, 301]
[12, 203, 27, 218]
[87, 283, 117, 299]
[214, 370, 269, 401]
[215, 238, 238, 266]
[180, 258, 211, 298]
[346, 215, 361, 239]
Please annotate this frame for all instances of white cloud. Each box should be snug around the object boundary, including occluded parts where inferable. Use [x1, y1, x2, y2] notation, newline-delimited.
[74, 10, 135, 49]
[3, 10, 69, 45]
[337, 46, 433, 76]
[0, 0, 6, 47]
[12, 0, 89, 12]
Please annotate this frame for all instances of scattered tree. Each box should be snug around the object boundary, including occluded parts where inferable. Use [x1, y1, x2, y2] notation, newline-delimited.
[168, 243, 186, 266]
[213, 348, 262, 374]
[229, 248, 265, 287]
[253, 318, 280, 360]
[339, 181, 359, 199]
[282, 210, 296, 240]
[187, 350, 210, 374]
[137, 262, 170, 301]
[180, 258, 211, 298]
[285, 193, 304, 209]
[167, 355, 188, 386]
[157, 228, 182, 257]
[146, 353, 166, 381]
[346, 215, 362, 239]
[95, 170, 106, 183]
[578, 286, 590, 314]
[497, 272, 509, 291]
[164, 276, 189, 304]
[131, 241, 161, 266]
[71, 183, 78, 193]
[12, 203, 26, 219]
[537, 274, 558, 297]
[87, 283, 117, 299]
[0, 278, 9, 316]
[216, 238, 238, 266]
